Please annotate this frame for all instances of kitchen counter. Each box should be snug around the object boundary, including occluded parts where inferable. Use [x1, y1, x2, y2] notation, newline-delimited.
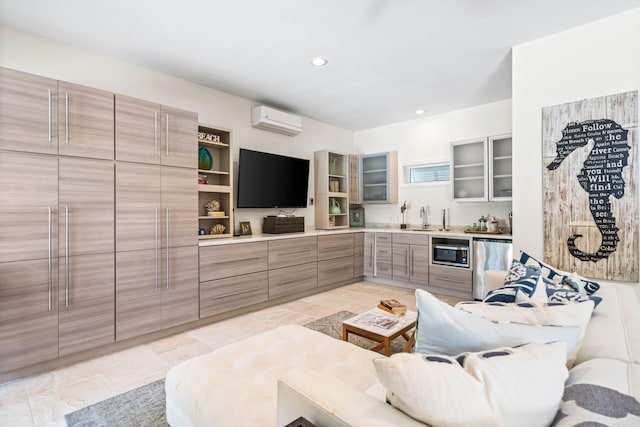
[198, 225, 511, 247]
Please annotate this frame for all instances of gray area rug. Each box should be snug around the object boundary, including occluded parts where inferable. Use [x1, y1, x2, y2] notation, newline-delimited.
[65, 311, 408, 426]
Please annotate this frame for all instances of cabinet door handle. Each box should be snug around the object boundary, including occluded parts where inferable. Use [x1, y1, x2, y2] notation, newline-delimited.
[48, 206, 52, 311]
[48, 89, 52, 142]
[154, 112, 158, 153]
[65, 206, 69, 307]
[165, 113, 169, 155]
[65, 92, 69, 144]
[165, 207, 169, 290]
[154, 208, 159, 292]
[405, 248, 409, 276]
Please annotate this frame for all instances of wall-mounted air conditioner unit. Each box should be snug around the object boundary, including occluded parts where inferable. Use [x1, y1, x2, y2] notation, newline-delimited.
[251, 106, 302, 136]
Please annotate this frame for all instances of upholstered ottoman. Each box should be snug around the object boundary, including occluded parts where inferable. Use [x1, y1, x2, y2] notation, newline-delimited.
[165, 324, 382, 427]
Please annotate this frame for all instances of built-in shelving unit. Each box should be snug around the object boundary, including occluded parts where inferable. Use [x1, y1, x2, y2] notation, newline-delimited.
[315, 150, 349, 229]
[197, 124, 233, 239]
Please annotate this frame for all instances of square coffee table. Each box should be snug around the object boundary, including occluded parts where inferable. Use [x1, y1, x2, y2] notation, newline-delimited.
[342, 309, 417, 356]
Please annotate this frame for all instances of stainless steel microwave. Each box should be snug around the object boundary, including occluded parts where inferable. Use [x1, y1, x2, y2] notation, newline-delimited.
[432, 242, 470, 268]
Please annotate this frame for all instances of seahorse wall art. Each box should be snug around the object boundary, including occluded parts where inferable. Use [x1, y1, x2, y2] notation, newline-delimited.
[542, 91, 638, 282]
[547, 119, 629, 261]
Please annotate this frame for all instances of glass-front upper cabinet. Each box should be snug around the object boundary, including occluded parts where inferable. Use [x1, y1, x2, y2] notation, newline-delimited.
[450, 138, 487, 202]
[360, 152, 398, 204]
[488, 134, 512, 201]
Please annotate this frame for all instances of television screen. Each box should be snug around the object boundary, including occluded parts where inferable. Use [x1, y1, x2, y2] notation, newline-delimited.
[236, 148, 310, 208]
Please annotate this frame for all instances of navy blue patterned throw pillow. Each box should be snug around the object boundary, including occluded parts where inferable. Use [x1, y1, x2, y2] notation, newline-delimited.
[483, 260, 540, 303]
[519, 251, 600, 295]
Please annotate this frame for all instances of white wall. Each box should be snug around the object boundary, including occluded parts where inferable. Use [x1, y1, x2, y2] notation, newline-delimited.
[0, 25, 354, 233]
[512, 8, 640, 264]
[354, 100, 513, 229]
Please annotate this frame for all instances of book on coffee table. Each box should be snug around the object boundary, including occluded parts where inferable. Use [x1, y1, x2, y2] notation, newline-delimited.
[351, 312, 399, 329]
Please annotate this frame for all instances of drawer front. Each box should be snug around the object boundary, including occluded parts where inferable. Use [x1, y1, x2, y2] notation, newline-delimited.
[375, 232, 392, 245]
[318, 256, 354, 287]
[429, 264, 472, 293]
[376, 242, 392, 261]
[392, 233, 412, 245]
[199, 271, 268, 317]
[199, 242, 268, 281]
[268, 237, 317, 269]
[376, 258, 393, 279]
[354, 233, 364, 276]
[269, 262, 318, 299]
[410, 234, 429, 246]
[318, 234, 354, 261]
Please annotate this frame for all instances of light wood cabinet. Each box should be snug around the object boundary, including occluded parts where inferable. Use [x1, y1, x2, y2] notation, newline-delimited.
[57, 81, 114, 160]
[58, 252, 114, 356]
[363, 232, 375, 276]
[269, 262, 318, 299]
[115, 95, 161, 164]
[0, 67, 58, 155]
[429, 264, 473, 294]
[199, 242, 269, 317]
[348, 154, 361, 204]
[58, 157, 115, 355]
[268, 237, 317, 270]
[318, 234, 354, 285]
[392, 234, 429, 285]
[360, 152, 398, 204]
[0, 151, 59, 372]
[314, 150, 349, 229]
[197, 125, 233, 239]
[200, 272, 269, 318]
[354, 232, 364, 277]
[161, 245, 199, 329]
[375, 232, 393, 279]
[115, 95, 197, 168]
[162, 166, 198, 248]
[0, 259, 59, 373]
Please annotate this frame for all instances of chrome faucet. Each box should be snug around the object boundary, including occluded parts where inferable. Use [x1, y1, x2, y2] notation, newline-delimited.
[419, 206, 429, 228]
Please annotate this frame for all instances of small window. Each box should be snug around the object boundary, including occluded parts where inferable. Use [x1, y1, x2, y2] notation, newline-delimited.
[408, 164, 450, 184]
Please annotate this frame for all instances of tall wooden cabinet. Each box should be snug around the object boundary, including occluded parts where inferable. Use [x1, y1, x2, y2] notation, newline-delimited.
[114, 95, 199, 341]
[0, 152, 59, 373]
[360, 152, 398, 204]
[58, 157, 115, 356]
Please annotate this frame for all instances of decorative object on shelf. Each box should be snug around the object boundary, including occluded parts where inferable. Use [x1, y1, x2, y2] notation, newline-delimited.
[205, 200, 221, 214]
[199, 227, 206, 235]
[198, 174, 208, 184]
[329, 156, 338, 175]
[349, 206, 365, 227]
[330, 180, 340, 192]
[328, 216, 335, 227]
[198, 146, 213, 170]
[209, 224, 226, 235]
[198, 132, 221, 143]
[208, 211, 226, 217]
[400, 201, 408, 229]
[239, 221, 252, 236]
[329, 198, 341, 214]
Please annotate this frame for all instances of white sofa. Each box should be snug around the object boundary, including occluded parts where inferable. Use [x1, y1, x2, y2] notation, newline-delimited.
[165, 279, 640, 426]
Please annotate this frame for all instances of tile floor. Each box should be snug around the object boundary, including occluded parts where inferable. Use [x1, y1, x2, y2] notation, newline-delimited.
[0, 281, 462, 427]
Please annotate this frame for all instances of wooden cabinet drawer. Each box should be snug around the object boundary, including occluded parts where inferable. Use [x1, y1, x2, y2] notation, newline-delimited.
[268, 237, 317, 269]
[269, 262, 318, 299]
[318, 256, 354, 286]
[375, 232, 392, 244]
[199, 271, 268, 317]
[376, 243, 392, 261]
[318, 234, 354, 261]
[199, 242, 268, 281]
[392, 233, 429, 246]
[376, 258, 393, 279]
[429, 264, 472, 293]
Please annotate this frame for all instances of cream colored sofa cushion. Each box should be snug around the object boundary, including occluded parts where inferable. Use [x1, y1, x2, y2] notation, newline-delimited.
[165, 324, 381, 427]
[373, 342, 568, 427]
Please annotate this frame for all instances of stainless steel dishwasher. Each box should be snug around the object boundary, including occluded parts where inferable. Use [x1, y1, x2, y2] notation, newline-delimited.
[473, 237, 513, 299]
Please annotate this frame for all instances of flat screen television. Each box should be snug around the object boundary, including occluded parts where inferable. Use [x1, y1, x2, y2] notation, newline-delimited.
[236, 148, 310, 208]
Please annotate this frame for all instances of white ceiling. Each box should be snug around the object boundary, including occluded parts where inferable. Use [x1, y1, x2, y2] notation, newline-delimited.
[1, 1, 639, 130]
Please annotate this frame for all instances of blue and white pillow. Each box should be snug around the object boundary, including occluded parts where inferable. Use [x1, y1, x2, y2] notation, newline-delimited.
[483, 260, 540, 303]
[545, 278, 602, 307]
[520, 251, 600, 295]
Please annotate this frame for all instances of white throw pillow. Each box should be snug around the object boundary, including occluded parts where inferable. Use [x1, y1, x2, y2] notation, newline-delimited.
[414, 289, 581, 361]
[374, 341, 569, 427]
[455, 299, 595, 367]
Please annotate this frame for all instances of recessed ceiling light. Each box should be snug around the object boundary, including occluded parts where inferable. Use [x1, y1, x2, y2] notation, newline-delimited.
[415, 109, 426, 115]
[310, 57, 328, 67]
